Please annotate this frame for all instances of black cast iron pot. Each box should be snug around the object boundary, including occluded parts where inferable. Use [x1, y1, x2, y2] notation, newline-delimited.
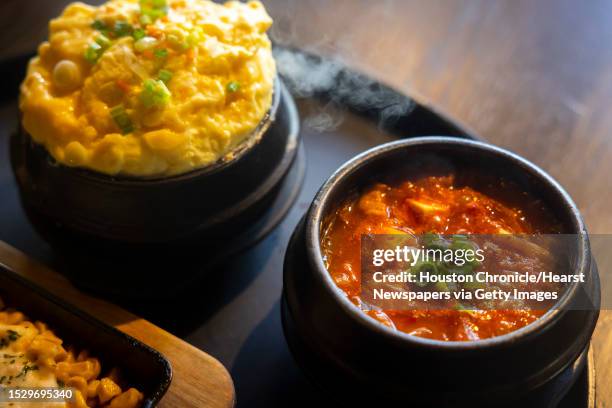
[11, 78, 301, 297]
[282, 137, 600, 407]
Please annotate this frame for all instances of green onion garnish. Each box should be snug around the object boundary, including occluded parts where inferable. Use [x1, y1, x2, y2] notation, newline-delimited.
[227, 81, 240, 93]
[95, 34, 112, 49]
[110, 105, 134, 134]
[154, 48, 168, 59]
[450, 239, 476, 254]
[412, 260, 439, 275]
[84, 42, 103, 63]
[113, 21, 133, 38]
[139, 14, 153, 26]
[158, 69, 173, 84]
[140, 79, 171, 109]
[410, 260, 439, 287]
[91, 19, 107, 31]
[140, 0, 168, 9]
[176, 27, 203, 51]
[133, 28, 146, 41]
[454, 303, 479, 316]
[141, 8, 166, 21]
[139, 0, 168, 23]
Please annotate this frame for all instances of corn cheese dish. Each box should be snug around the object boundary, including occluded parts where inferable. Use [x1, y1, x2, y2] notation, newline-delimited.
[0, 298, 143, 408]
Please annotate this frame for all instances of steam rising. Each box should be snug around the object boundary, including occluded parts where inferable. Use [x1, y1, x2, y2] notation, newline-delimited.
[274, 47, 415, 132]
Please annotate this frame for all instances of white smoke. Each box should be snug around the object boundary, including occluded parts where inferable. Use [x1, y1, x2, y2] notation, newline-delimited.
[273, 47, 415, 132]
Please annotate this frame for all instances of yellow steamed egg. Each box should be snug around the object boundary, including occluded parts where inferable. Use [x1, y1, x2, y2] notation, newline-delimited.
[19, 0, 276, 177]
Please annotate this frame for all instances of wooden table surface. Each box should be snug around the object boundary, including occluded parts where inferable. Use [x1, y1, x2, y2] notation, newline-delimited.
[0, 0, 611, 405]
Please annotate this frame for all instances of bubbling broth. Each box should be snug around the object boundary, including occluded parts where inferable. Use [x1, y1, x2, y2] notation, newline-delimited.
[320, 174, 566, 341]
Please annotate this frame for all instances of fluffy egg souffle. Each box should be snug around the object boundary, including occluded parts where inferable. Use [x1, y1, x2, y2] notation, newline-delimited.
[20, 0, 276, 177]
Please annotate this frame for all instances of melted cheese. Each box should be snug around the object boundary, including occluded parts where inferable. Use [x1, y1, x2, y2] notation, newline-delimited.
[0, 323, 65, 408]
[20, 0, 276, 177]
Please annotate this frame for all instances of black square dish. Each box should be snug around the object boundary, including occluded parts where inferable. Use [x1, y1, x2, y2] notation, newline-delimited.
[0, 262, 172, 407]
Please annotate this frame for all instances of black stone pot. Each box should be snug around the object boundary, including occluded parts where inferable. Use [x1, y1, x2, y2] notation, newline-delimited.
[282, 137, 600, 407]
[11, 78, 302, 298]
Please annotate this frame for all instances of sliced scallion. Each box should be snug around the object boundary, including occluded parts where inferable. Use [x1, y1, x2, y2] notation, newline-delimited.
[154, 48, 168, 59]
[91, 19, 107, 31]
[133, 28, 146, 41]
[84, 42, 103, 63]
[183, 28, 203, 50]
[140, 0, 167, 7]
[412, 260, 438, 275]
[139, 0, 168, 23]
[158, 69, 173, 84]
[110, 105, 134, 135]
[95, 34, 112, 49]
[139, 14, 153, 26]
[140, 79, 171, 109]
[113, 21, 133, 37]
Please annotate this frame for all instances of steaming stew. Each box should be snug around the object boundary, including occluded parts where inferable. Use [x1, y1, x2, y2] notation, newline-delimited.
[321, 175, 562, 341]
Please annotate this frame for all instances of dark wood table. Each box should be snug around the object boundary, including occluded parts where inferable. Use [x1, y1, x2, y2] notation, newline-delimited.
[0, 0, 610, 406]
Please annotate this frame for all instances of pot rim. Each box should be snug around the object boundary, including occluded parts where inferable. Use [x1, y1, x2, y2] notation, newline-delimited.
[305, 136, 590, 350]
[19, 77, 282, 184]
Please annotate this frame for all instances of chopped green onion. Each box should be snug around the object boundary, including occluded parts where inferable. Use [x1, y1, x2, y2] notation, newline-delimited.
[454, 303, 479, 316]
[227, 81, 240, 93]
[158, 69, 173, 83]
[141, 8, 167, 21]
[113, 21, 133, 37]
[133, 28, 146, 41]
[139, 14, 153, 26]
[412, 260, 438, 275]
[139, 0, 168, 24]
[180, 27, 203, 51]
[451, 239, 477, 254]
[95, 34, 112, 49]
[410, 260, 439, 287]
[110, 105, 134, 135]
[450, 239, 480, 269]
[140, 79, 171, 109]
[140, 0, 168, 10]
[154, 48, 168, 59]
[84, 42, 103, 63]
[91, 19, 107, 31]
[452, 234, 469, 242]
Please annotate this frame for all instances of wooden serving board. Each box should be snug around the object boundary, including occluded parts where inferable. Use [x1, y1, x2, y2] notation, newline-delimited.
[0, 241, 236, 408]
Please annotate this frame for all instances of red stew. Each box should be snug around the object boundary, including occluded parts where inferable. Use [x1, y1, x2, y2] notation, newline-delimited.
[321, 175, 557, 341]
